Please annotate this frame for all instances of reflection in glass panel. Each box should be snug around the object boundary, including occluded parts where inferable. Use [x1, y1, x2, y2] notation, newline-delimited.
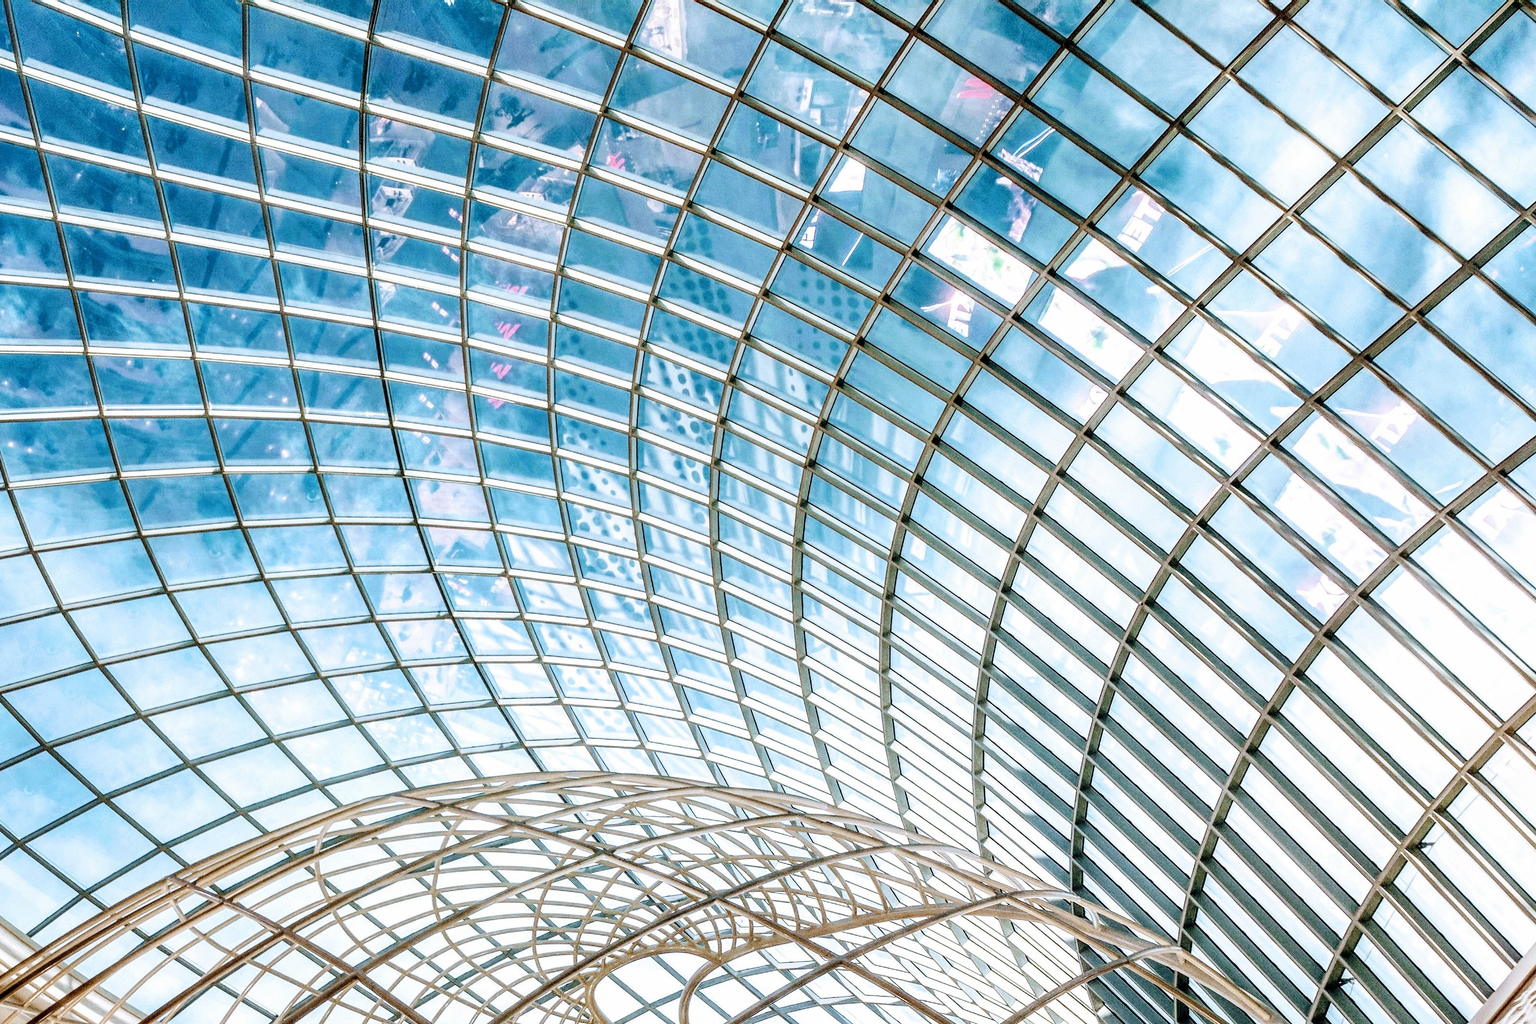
[0, 7, 1532, 1024]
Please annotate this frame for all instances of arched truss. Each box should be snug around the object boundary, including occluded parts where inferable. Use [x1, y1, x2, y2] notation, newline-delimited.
[0, 775, 1273, 1024]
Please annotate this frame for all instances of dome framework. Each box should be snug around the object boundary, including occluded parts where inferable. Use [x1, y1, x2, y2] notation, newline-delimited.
[0, 3, 1534, 1024]
[0, 776, 1271, 1024]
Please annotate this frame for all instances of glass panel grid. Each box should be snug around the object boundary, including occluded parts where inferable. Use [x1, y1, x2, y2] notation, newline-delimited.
[0, 4, 1535, 1024]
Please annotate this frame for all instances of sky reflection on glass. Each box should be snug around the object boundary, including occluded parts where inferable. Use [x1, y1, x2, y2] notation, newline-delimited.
[1, 4, 1536, 1024]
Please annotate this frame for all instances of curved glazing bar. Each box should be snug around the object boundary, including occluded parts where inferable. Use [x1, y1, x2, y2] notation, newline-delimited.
[0, 4, 1532, 1024]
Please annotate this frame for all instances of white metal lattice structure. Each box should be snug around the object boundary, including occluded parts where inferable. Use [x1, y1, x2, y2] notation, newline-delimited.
[0, 775, 1271, 1024]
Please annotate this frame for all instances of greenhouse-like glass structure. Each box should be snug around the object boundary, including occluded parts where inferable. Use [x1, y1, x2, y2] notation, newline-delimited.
[0, 3, 1534, 1024]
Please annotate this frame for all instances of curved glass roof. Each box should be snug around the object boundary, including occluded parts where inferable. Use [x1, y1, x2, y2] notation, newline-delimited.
[0, 1, 1534, 1024]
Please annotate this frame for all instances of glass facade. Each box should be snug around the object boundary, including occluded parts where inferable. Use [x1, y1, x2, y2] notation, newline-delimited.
[0, 1, 1534, 1024]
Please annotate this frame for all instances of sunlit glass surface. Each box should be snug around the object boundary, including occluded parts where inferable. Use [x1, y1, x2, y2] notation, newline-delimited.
[0, 3, 1534, 1024]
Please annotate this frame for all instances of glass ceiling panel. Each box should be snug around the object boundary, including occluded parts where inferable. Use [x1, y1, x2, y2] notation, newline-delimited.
[0, 4, 1535, 1024]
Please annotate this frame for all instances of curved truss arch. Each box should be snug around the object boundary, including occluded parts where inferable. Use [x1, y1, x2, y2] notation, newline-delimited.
[0, 776, 1271, 1024]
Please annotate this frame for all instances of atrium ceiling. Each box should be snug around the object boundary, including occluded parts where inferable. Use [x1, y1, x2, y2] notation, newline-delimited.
[0, 2, 1534, 1024]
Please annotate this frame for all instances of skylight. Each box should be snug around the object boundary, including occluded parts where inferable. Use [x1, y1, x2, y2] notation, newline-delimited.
[0, 3, 1534, 1024]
